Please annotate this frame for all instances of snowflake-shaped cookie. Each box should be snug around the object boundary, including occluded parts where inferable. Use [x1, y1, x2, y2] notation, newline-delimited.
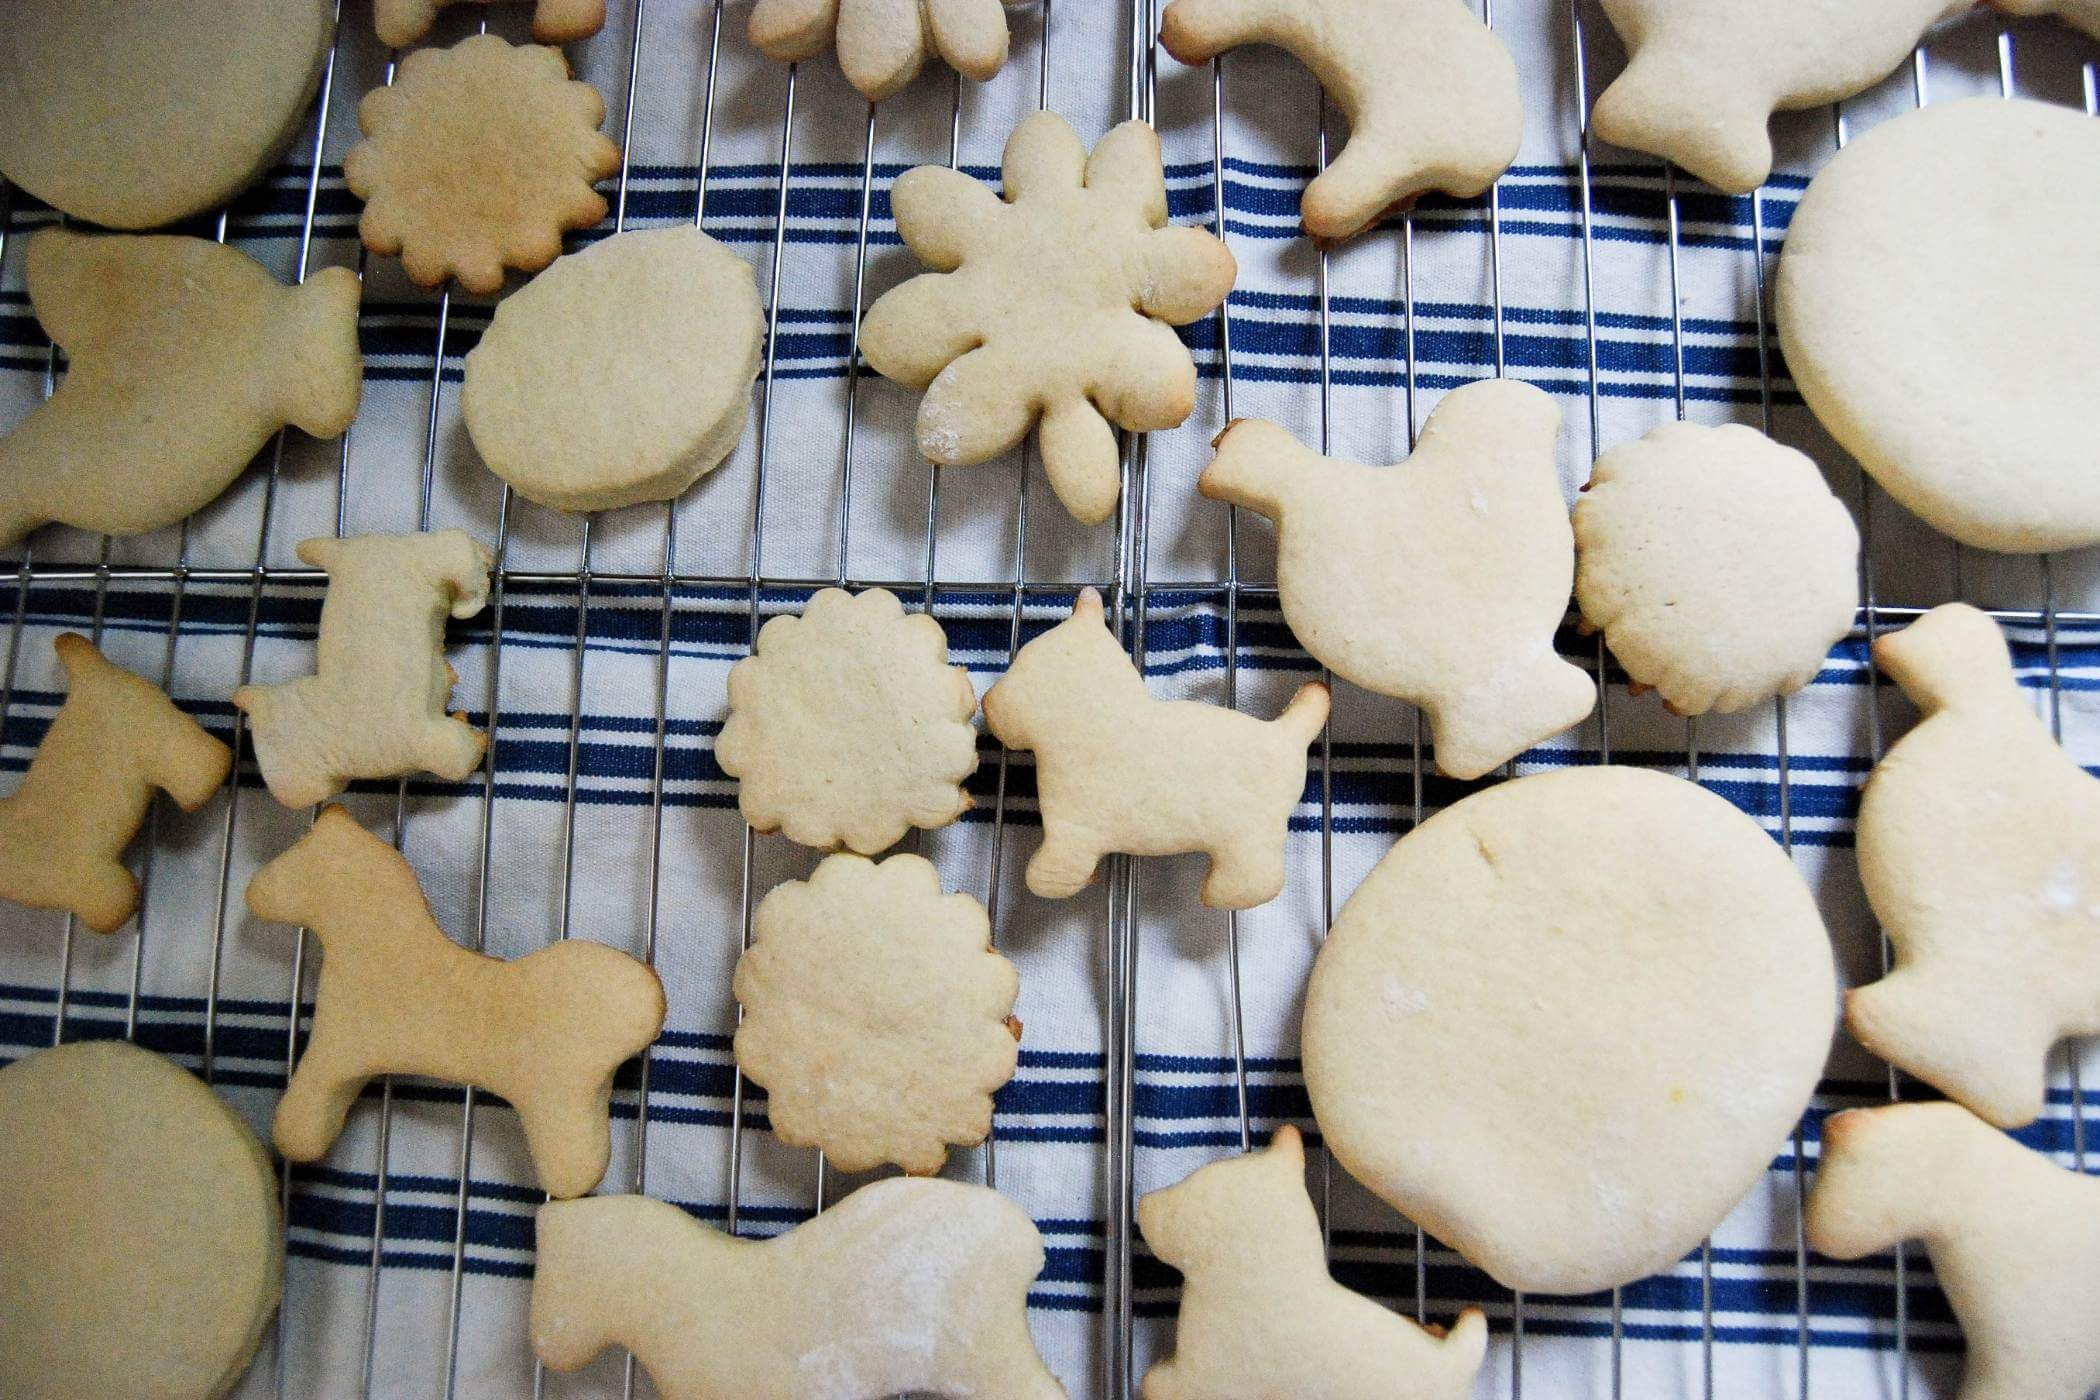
[860, 110, 1237, 525]
[749, 0, 1029, 103]
[715, 587, 979, 854]
[733, 853, 1021, 1175]
[344, 33, 619, 294]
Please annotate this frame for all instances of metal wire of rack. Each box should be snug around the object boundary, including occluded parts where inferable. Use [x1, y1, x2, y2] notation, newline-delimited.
[1, 3, 2097, 1398]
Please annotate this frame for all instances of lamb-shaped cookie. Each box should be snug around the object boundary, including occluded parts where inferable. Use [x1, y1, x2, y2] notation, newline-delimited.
[860, 110, 1236, 526]
[1997, 0, 2100, 39]
[0, 229, 362, 551]
[982, 589, 1328, 910]
[376, 0, 605, 49]
[1140, 1126, 1487, 1400]
[1574, 421, 1859, 716]
[234, 530, 493, 809]
[532, 1184, 1065, 1398]
[1159, 0, 1521, 242]
[1808, 1103, 2100, 1400]
[0, 635, 231, 933]
[247, 805, 664, 1198]
[1848, 603, 2100, 1129]
[1590, 0, 1965, 194]
[1199, 379, 1594, 780]
[749, 0, 1028, 103]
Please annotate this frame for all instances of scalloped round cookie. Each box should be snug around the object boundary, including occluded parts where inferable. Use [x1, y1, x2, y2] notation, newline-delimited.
[1776, 98, 2100, 553]
[0, 1040, 283, 1398]
[1303, 766, 1835, 1295]
[0, 0, 331, 229]
[1574, 421, 1859, 716]
[463, 226, 762, 512]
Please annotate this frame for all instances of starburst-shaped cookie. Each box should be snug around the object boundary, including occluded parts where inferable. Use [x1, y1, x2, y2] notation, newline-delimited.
[344, 33, 619, 294]
[860, 110, 1236, 525]
[733, 853, 1022, 1175]
[749, 0, 1028, 102]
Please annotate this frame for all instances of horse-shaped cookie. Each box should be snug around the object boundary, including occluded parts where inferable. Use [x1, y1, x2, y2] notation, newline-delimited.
[1141, 1125, 1487, 1400]
[234, 529, 492, 809]
[1809, 1102, 2100, 1400]
[533, 1183, 1065, 1397]
[246, 805, 663, 1198]
[0, 634, 231, 932]
[983, 588, 1328, 910]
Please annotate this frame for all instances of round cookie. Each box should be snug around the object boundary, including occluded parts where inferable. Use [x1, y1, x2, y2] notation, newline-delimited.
[1574, 421, 1859, 716]
[0, 0, 332, 230]
[1775, 98, 2100, 553]
[462, 226, 763, 512]
[1302, 766, 1835, 1295]
[0, 1040, 283, 1399]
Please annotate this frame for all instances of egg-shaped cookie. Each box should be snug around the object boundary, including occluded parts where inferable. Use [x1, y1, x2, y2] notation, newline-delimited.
[1303, 766, 1835, 1295]
[462, 226, 763, 513]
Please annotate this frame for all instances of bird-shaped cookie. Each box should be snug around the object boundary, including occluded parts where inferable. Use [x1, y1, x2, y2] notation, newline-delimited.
[1849, 603, 2100, 1129]
[1199, 379, 1594, 780]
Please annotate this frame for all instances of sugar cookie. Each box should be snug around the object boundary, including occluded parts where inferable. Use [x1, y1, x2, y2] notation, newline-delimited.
[733, 853, 1018, 1174]
[533, 1185, 1065, 1397]
[1994, 0, 2100, 39]
[1776, 98, 2100, 553]
[1590, 0, 1963, 195]
[247, 805, 664, 1198]
[1848, 604, 2100, 1129]
[0, 229, 363, 551]
[1303, 766, 1835, 1294]
[715, 587, 979, 854]
[1199, 380, 1594, 780]
[234, 530, 493, 809]
[0, 635, 231, 934]
[1159, 0, 1522, 241]
[344, 33, 620, 294]
[983, 589, 1328, 910]
[0, 0, 331, 229]
[0, 1040, 282, 1400]
[860, 111, 1236, 526]
[749, 0, 1026, 103]
[1809, 1102, 2100, 1400]
[1140, 1126, 1487, 1400]
[376, 0, 606, 49]
[462, 226, 762, 512]
[1573, 421, 1859, 716]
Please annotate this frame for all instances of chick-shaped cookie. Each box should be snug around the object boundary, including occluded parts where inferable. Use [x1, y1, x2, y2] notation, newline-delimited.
[1199, 379, 1594, 781]
[1140, 1126, 1487, 1400]
[1809, 1103, 2100, 1400]
[1159, 0, 1522, 242]
[0, 229, 362, 551]
[749, 0, 1028, 103]
[1591, 0, 1965, 194]
[344, 33, 619, 294]
[1574, 421, 1859, 716]
[1849, 604, 2100, 1129]
[860, 110, 1236, 526]
[715, 588, 979, 854]
[733, 853, 1020, 1175]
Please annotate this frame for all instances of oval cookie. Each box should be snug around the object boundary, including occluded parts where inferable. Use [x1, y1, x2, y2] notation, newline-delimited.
[1776, 98, 2100, 553]
[463, 226, 763, 512]
[1302, 766, 1835, 1295]
[0, 1039, 283, 1399]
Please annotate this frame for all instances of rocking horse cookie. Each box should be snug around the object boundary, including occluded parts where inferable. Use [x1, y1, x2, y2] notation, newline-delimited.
[0, 635, 231, 934]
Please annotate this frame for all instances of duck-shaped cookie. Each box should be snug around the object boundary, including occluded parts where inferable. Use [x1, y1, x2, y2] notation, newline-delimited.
[1199, 378, 1594, 780]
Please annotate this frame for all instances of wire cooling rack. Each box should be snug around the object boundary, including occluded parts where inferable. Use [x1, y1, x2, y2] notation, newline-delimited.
[3, 2, 2099, 1397]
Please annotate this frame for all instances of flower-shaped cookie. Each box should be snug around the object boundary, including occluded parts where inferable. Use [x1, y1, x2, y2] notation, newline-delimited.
[749, 0, 1027, 103]
[733, 853, 1022, 1175]
[716, 587, 979, 854]
[860, 110, 1237, 525]
[344, 33, 619, 294]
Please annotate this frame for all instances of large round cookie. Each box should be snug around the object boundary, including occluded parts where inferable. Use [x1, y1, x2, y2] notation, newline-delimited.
[1775, 98, 2100, 553]
[0, 1040, 283, 1399]
[0, 0, 333, 230]
[1302, 766, 1835, 1295]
